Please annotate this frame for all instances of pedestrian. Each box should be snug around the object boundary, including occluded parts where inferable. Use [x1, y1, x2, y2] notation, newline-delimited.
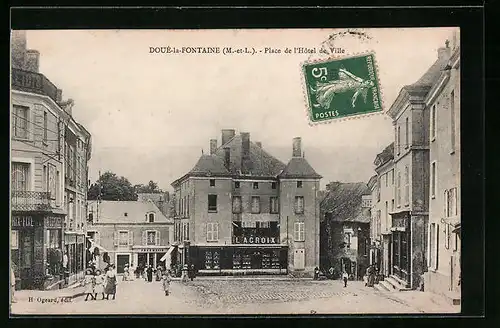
[342, 270, 349, 288]
[81, 268, 96, 301]
[62, 250, 69, 285]
[313, 267, 320, 280]
[11, 266, 16, 304]
[181, 264, 189, 283]
[94, 269, 105, 300]
[156, 266, 163, 281]
[129, 264, 135, 281]
[161, 270, 172, 296]
[123, 264, 129, 282]
[188, 264, 196, 281]
[367, 265, 376, 287]
[104, 264, 117, 300]
[146, 265, 154, 282]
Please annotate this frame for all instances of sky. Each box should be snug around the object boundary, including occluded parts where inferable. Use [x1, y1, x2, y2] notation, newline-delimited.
[25, 28, 458, 191]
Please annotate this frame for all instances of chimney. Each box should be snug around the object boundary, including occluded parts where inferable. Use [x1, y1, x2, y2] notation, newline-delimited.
[210, 139, 217, 155]
[224, 147, 231, 170]
[11, 30, 27, 70]
[25, 50, 40, 73]
[56, 89, 63, 103]
[241, 132, 251, 173]
[221, 129, 236, 146]
[292, 137, 302, 158]
[256, 142, 262, 148]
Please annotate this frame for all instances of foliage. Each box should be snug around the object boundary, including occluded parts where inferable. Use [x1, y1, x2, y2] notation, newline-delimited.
[87, 171, 138, 201]
[134, 180, 163, 194]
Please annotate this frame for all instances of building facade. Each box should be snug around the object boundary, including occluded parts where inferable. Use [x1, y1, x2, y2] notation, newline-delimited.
[423, 33, 461, 303]
[371, 143, 396, 278]
[87, 200, 174, 274]
[386, 42, 452, 290]
[137, 192, 171, 218]
[10, 30, 92, 290]
[171, 130, 322, 277]
[320, 182, 371, 280]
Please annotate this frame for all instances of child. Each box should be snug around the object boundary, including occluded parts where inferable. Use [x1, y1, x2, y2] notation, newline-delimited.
[123, 264, 129, 281]
[342, 270, 349, 288]
[161, 270, 172, 296]
[82, 269, 96, 301]
[94, 269, 105, 300]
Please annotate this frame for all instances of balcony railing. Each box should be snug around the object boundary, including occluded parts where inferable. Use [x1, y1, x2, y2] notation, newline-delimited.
[11, 68, 59, 104]
[11, 190, 52, 212]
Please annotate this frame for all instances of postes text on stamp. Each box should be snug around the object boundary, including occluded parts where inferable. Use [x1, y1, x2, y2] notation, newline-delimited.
[302, 53, 383, 123]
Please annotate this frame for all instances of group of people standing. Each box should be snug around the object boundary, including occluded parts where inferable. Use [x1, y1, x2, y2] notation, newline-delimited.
[81, 264, 117, 301]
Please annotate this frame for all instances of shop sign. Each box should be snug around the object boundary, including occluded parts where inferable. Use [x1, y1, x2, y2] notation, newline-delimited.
[45, 216, 63, 228]
[233, 236, 278, 244]
[12, 216, 42, 227]
[137, 248, 165, 253]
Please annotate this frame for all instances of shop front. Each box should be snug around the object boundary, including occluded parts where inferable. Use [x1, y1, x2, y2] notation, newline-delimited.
[132, 245, 170, 271]
[390, 212, 411, 287]
[11, 214, 64, 290]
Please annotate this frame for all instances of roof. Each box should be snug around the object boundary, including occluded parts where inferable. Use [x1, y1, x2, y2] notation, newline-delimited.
[320, 182, 371, 223]
[278, 157, 322, 179]
[374, 142, 394, 168]
[94, 200, 173, 224]
[214, 134, 286, 176]
[137, 193, 168, 203]
[188, 154, 229, 176]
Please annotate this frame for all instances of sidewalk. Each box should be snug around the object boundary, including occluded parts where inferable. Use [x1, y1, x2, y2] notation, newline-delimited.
[376, 290, 461, 313]
[170, 275, 313, 281]
[13, 282, 85, 302]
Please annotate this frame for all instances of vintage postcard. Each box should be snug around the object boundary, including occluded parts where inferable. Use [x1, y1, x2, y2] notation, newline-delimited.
[10, 27, 461, 315]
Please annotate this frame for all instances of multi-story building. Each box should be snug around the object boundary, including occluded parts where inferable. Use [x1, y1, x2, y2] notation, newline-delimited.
[10, 31, 92, 290]
[87, 200, 174, 274]
[171, 129, 322, 277]
[62, 105, 92, 284]
[320, 182, 371, 280]
[386, 42, 452, 290]
[424, 32, 461, 304]
[371, 143, 395, 277]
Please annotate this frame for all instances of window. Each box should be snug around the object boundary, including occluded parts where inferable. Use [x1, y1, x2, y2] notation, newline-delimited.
[11, 230, 19, 249]
[391, 169, 394, 185]
[404, 165, 410, 206]
[11, 162, 30, 191]
[270, 197, 279, 214]
[235, 181, 240, 189]
[344, 231, 352, 248]
[118, 231, 129, 247]
[431, 162, 437, 198]
[405, 117, 409, 149]
[210, 179, 215, 187]
[48, 164, 56, 200]
[294, 222, 305, 241]
[13, 105, 29, 139]
[147, 231, 157, 246]
[385, 201, 389, 231]
[377, 178, 381, 202]
[450, 90, 456, 153]
[297, 181, 303, 188]
[391, 199, 395, 211]
[271, 182, 277, 189]
[206, 223, 219, 242]
[148, 213, 155, 223]
[232, 196, 242, 214]
[444, 224, 450, 249]
[397, 126, 401, 155]
[251, 196, 261, 214]
[385, 173, 388, 187]
[208, 194, 217, 212]
[124, 212, 128, 217]
[396, 171, 401, 207]
[56, 171, 60, 205]
[446, 188, 458, 217]
[43, 165, 47, 191]
[295, 196, 304, 214]
[43, 111, 48, 142]
[361, 197, 371, 208]
[430, 104, 437, 141]
[253, 182, 259, 189]
[187, 195, 190, 216]
[428, 223, 439, 270]
[377, 210, 381, 237]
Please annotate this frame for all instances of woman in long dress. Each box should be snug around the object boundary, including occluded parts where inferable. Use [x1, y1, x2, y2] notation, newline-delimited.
[94, 269, 105, 300]
[128, 265, 135, 281]
[104, 264, 117, 300]
[146, 265, 153, 283]
[161, 270, 172, 296]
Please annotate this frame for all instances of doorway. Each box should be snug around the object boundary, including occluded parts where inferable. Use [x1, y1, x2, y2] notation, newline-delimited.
[294, 249, 305, 270]
[19, 229, 34, 289]
[116, 254, 130, 274]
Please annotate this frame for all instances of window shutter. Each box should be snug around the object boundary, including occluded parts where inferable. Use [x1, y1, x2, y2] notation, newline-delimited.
[156, 230, 160, 246]
[129, 231, 133, 246]
[294, 223, 298, 241]
[113, 231, 118, 246]
[206, 223, 211, 241]
[95, 232, 100, 245]
[214, 223, 219, 241]
[142, 231, 147, 245]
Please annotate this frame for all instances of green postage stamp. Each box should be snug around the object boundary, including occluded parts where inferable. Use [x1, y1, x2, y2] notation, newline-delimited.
[302, 52, 383, 123]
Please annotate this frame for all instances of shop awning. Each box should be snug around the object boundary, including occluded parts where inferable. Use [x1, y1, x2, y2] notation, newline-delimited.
[89, 239, 109, 253]
[452, 223, 461, 233]
[160, 245, 175, 262]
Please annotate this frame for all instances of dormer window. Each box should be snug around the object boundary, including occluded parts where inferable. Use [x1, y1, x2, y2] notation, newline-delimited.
[124, 212, 128, 217]
[148, 213, 155, 223]
[253, 182, 259, 189]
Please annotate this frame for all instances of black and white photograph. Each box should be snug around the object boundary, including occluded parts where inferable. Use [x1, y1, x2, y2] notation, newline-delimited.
[10, 26, 463, 315]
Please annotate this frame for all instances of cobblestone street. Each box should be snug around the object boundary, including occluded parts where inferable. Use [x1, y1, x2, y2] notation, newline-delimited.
[9, 277, 456, 315]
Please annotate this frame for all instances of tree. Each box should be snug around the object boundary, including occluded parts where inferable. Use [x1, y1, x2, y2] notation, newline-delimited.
[134, 180, 163, 194]
[87, 171, 138, 201]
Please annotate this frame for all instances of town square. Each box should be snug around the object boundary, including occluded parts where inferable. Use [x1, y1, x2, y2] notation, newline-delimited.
[10, 27, 461, 315]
